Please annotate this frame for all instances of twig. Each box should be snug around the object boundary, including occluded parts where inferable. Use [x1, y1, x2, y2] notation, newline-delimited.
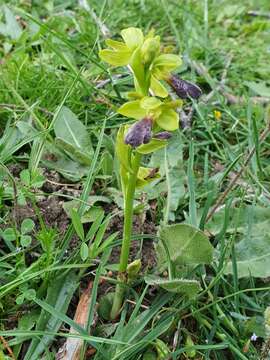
[0, 336, 16, 360]
[95, 74, 127, 89]
[247, 10, 270, 19]
[205, 118, 270, 223]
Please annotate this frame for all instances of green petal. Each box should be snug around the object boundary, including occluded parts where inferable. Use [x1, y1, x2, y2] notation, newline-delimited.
[153, 53, 182, 70]
[99, 49, 131, 66]
[118, 100, 147, 120]
[105, 38, 127, 50]
[150, 76, 168, 98]
[156, 108, 179, 131]
[121, 27, 144, 50]
[140, 96, 162, 110]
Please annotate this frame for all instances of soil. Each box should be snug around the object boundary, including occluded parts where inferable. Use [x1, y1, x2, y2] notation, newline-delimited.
[3, 167, 159, 358]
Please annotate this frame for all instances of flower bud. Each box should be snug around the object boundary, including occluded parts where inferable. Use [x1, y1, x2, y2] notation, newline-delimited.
[153, 131, 172, 140]
[125, 118, 152, 148]
[141, 36, 160, 65]
[167, 74, 202, 99]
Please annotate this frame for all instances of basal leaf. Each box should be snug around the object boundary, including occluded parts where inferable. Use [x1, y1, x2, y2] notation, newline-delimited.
[55, 137, 91, 165]
[145, 275, 201, 297]
[54, 106, 93, 158]
[156, 224, 213, 271]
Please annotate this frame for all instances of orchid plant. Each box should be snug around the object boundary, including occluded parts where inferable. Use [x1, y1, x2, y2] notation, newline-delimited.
[99, 27, 205, 320]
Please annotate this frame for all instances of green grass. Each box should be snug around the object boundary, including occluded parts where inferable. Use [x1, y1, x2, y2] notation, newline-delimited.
[1, 0, 270, 359]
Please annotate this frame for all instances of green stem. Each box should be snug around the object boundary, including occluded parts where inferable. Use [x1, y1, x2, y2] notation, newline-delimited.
[110, 152, 142, 319]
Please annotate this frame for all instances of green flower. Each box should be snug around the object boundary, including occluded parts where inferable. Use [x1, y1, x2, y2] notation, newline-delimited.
[99, 27, 144, 66]
[118, 96, 181, 131]
[99, 27, 182, 97]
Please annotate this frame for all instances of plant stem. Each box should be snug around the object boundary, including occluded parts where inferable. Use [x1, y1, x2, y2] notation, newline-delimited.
[110, 152, 142, 319]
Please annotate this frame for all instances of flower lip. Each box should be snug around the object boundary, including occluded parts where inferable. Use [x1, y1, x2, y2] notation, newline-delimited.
[167, 74, 202, 99]
[153, 131, 172, 140]
[124, 117, 153, 148]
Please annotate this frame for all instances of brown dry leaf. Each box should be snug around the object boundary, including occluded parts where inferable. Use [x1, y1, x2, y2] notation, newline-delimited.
[56, 282, 93, 360]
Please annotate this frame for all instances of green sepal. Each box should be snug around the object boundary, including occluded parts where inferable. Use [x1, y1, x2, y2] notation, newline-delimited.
[121, 27, 144, 50]
[116, 126, 133, 173]
[99, 49, 131, 66]
[118, 100, 147, 120]
[137, 138, 167, 154]
[156, 108, 179, 131]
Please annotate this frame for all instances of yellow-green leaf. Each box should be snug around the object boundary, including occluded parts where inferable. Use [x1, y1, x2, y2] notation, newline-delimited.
[118, 100, 147, 120]
[150, 76, 168, 98]
[99, 49, 131, 66]
[121, 27, 144, 50]
[156, 109, 179, 131]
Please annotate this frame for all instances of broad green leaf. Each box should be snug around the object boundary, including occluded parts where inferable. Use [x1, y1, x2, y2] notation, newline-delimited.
[54, 106, 93, 162]
[43, 143, 89, 181]
[98, 292, 115, 320]
[150, 76, 168, 98]
[2, 228, 16, 241]
[145, 275, 201, 297]
[20, 235, 32, 247]
[21, 218, 35, 235]
[0, 6, 22, 40]
[225, 219, 270, 278]
[146, 133, 185, 221]
[155, 339, 171, 359]
[156, 109, 179, 131]
[20, 169, 31, 186]
[140, 96, 162, 110]
[121, 27, 144, 50]
[244, 81, 270, 97]
[55, 137, 91, 165]
[70, 208, 84, 241]
[80, 242, 89, 261]
[118, 100, 147, 120]
[99, 49, 131, 66]
[137, 138, 167, 154]
[156, 224, 213, 271]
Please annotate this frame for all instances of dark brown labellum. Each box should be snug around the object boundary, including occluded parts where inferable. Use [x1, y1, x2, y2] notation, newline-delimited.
[124, 117, 152, 148]
[167, 75, 202, 99]
[154, 131, 172, 140]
